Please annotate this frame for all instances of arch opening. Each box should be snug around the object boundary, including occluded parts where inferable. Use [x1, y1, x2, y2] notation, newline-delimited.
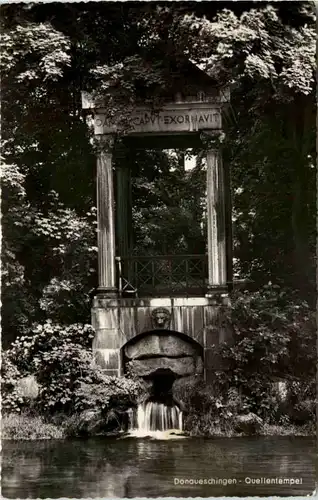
[124, 331, 204, 433]
[146, 368, 176, 406]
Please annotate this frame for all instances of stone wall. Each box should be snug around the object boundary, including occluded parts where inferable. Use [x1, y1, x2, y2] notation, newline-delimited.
[91, 296, 233, 383]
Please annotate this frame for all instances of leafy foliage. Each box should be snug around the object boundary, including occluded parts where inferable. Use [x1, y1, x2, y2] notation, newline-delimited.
[2, 321, 144, 422]
[174, 378, 247, 436]
[218, 285, 316, 422]
[2, 323, 94, 413]
[131, 149, 206, 255]
[1, 157, 96, 345]
[1, 356, 27, 413]
[74, 376, 144, 414]
[173, 285, 315, 431]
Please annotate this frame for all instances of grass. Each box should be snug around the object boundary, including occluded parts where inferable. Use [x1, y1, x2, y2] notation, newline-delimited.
[2, 411, 121, 440]
[186, 424, 315, 438]
[2, 412, 315, 440]
[184, 411, 316, 438]
[260, 423, 315, 436]
[2, 413, 64, 440]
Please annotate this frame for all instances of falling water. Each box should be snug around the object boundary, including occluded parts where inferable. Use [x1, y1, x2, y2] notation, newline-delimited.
[129, 401, 183, 432]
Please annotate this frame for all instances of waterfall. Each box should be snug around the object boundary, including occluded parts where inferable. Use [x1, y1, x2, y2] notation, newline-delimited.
[129, 401, 183, 432]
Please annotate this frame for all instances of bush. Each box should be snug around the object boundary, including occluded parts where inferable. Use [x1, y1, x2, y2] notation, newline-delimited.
[4, 321, 94, 371]
[2, 322, 95, 414]
[1, 355, 31, 413]
[218, 285, 316, 424]
[285, 380, 316, 424]
[74, 374, 145, 414]
[2, 321, 145, 433]
[175, 285, 316, 434]
[54, 376, 146, 436]
[174, 378, 244, 436]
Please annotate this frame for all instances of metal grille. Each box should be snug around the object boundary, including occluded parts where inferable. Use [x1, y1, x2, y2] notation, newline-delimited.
[116, 255, 208, 297]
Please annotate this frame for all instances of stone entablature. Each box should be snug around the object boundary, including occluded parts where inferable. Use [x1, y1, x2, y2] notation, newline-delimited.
[82, 88, 230, 135]
[94, 103, 222, 135]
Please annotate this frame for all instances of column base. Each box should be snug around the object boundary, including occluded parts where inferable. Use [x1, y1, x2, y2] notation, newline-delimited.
[96, 286, 118, 298]
[206, 284, 228, 295]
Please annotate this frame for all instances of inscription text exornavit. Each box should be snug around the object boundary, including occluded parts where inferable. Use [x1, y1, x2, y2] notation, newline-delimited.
[94, 105, 222, 135]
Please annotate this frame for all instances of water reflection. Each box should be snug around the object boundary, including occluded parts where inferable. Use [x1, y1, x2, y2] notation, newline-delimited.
[2, 436, 316, 498]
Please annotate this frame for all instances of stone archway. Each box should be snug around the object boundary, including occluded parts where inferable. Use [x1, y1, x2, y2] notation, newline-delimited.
[122, 329, 203, 400]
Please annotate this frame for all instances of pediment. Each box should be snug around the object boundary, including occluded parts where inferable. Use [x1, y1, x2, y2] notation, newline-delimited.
[82, 57, 230, 136]
[83, 57, 229, 109]
[155, 58, 226, 103]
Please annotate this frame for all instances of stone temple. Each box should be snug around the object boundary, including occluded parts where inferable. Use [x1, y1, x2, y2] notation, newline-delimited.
[82, 60, 233, 391]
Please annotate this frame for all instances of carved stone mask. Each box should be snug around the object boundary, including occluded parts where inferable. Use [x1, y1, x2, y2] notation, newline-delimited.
[151, 307, 171, 329]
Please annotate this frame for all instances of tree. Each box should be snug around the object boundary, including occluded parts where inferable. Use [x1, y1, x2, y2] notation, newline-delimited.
[1, 11, 96, 343]
[178, 3, 315, 294]
[130, 149, 206, 255]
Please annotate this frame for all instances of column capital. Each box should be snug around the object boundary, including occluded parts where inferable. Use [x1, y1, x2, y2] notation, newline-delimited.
[95, 134, 115, 154]
[200, 130, 226, 150]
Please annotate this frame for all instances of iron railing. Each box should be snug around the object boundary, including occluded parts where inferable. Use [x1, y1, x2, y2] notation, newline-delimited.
[116, 254, 208, 297]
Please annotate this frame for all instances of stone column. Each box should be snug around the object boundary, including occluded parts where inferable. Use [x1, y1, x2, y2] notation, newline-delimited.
[206, 145, 227, 292]
[224, 160, 233, 290]
[96, 135, 117, 295]
[115, 144, 133, 259]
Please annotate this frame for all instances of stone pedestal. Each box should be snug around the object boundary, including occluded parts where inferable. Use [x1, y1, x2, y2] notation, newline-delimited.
[92, 299, 122, 376]
[91, 296, 233, 379]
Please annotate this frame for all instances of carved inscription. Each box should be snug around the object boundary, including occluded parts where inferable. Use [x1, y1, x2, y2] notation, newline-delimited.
[94, 107, 222, 135]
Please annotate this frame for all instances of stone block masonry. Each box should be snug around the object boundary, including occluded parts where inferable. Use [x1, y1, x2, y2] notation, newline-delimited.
[91, 296, 233, 383]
